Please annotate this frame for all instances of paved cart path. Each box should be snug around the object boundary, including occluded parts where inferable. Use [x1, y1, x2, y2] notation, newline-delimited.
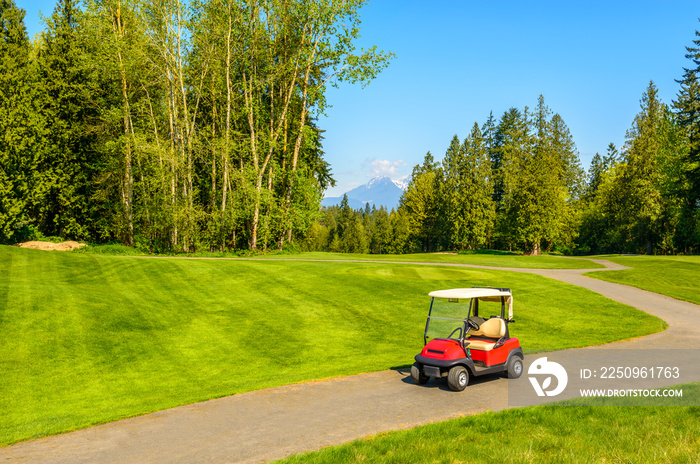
[2, 258, 700, 464]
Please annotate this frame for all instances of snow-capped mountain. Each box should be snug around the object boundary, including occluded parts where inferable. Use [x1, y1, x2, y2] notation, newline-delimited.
[392, 175, 410, 191]
[322, 176, 407, 211]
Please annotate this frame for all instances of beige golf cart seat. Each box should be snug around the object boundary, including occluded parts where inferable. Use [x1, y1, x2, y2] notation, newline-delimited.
[467, 317, 506, 351]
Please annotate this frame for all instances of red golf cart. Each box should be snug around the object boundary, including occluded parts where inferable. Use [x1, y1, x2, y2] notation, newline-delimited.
[411, 287, 523, 391]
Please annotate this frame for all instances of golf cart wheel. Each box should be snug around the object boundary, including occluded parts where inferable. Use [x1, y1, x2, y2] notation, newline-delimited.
[447, 366, 469, 391]
[507, 357, 523, 379]
[411, 362, 429, 385]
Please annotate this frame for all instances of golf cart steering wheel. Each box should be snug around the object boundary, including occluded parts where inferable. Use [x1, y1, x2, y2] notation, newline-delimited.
[467, 316, 484, 331]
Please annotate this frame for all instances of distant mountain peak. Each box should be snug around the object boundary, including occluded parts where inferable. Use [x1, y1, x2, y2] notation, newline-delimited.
[392, 175, 410, 191]
[367, 176, 393, 188]
[322, 176, 406, 210]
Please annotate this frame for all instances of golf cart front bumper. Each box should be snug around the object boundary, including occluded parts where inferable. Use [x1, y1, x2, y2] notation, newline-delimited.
[414, 354, 470, 377]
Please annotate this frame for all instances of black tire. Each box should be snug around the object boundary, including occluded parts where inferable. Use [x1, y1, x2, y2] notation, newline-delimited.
[447, 365, 469, 391]
[411, 362, 429, 385]
[507, 357, 523, 379]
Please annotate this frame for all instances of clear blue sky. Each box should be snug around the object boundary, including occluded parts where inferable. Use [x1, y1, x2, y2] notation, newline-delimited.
[17, 0, 700, 197]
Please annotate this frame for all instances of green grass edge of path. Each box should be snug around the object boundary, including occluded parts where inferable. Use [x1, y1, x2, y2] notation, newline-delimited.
[584, 255, 700, 306]
[0, 246, 659, 446]
[274, 383, 700, 464]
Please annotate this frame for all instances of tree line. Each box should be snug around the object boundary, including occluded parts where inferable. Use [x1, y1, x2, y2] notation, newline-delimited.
[3, 0, 700, 256]
[308, 76, 700, 255]
[305, 95, 585, 255]
[0, 0, 391, 252]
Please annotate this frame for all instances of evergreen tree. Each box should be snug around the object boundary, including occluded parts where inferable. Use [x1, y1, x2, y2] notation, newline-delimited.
[371, 206, 391, 254]
[345, 215, 369, 253]
[674, 26, 700, 208]
[551, 113, 585, 201]
[0, 0, 36, 242]
[401, 152, 443, 252]
[509, 96, 558, 255]
[335, 194, 353, 247]
[603, 142, 620, 168]
[673, 24, 700, 251]
[590, 81, 688, 254]
[491, 107, 530, 250]
[578, 143, 623, 254]
[496, 96, 582, 254]
[586, 153, 604, 199]
[577, 166, 622, 254]
[441, 134, 462, 247]
[388, 207, 410, 253]
[33, 0, 98, 239]
[619, 81, 667, 253]
[481, 111, 497, 158]
[450, 124, 494, 249]
[549, 112, 584, 251]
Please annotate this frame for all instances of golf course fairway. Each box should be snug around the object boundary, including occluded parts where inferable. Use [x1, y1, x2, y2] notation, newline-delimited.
[0, 246, 665, 446]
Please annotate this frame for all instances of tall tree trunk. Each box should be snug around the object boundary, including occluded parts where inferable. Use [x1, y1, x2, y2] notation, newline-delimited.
[280, 29, 322, 247]
[222, 2, 233, 217]
[112, 3, 134, 246]
[525, 240, 540, 256]
[245, 4, 305, 250]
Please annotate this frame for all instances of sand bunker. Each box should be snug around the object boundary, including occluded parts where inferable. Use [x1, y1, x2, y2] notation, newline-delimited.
[18, 241, 87, 251]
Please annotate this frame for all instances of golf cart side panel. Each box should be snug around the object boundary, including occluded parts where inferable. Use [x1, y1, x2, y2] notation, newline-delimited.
[470, 337, 520, 366]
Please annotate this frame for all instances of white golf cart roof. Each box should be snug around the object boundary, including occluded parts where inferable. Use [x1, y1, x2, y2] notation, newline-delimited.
[428, 288, 513, 320]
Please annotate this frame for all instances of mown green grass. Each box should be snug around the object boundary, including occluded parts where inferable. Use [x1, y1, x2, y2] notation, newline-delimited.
[0, 246, 662, 446]
[255, 251, 604, 269]
[585, 255, 700, 305]
[76, 245, 605, 269]
[275, 383, 700, 464]
[75, 243, 145, 255]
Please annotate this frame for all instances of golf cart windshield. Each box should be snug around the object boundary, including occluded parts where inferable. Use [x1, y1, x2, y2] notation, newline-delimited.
[424, 298, 471, 342]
